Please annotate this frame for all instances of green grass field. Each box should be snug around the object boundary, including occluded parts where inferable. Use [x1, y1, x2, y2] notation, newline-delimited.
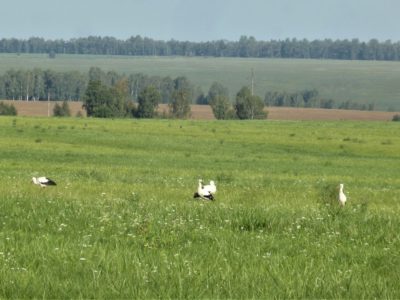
[0, 116, 399, 298]
[1, 53, 400, 110]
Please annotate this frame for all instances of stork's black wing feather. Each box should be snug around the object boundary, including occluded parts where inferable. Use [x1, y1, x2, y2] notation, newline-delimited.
[45, 178, 57, 185]
[203, 194, 214, 201]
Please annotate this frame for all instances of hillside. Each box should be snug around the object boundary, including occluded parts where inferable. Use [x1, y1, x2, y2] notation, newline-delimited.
[1, 54, 400, 111]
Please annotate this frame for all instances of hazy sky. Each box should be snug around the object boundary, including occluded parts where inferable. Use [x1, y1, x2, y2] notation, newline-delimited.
[1, 0, 399, 42]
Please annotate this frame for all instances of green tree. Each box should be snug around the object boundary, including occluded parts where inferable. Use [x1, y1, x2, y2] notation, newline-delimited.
[0, 102, 17, 115]
[53, 101, 71, 117]
[43, 69, 58, 100]
[207, 82, 231, 119]
[210, 95, 232, 119]
[301, 89, 319, 107]
[234, 86, 266, 119]
[106, 70, 121, 86]
[136, 85, 161, 118]
[194, 87, 207, 105]
[159, 76, 175, 103]
[83, 79, 129, 118]
[111, 79, 129, 117]
[169, 89, 191, 118]
[83, 80, 102, 116]
[207, 82, 229, 102]
[3, 70, 19, 100]
[88, 67, 105, 82]
[173, 76, 194, 100]
[83, 80, 113, 117]
[32, 68, 45, 100]
[128, 73, 146, 101]
[169, 77, 193, 118]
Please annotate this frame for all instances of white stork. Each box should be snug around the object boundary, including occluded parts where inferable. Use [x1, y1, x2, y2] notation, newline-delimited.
[32, 177, 57, 187]
[193, 179, 216, 201]
[338, 183, 347, 206]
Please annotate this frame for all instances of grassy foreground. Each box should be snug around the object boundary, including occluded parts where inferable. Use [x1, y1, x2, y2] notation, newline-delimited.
[0, 117, 399, 298]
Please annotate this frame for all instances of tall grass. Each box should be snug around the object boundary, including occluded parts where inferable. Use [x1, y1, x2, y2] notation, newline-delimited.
[0, 117, 399, 298]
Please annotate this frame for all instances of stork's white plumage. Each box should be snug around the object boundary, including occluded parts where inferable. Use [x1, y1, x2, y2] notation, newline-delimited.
[338, 183, 347, 206]
[203, 180, 216, 194]
[32, 176, 57, 187]
[193, 179, 215, 201]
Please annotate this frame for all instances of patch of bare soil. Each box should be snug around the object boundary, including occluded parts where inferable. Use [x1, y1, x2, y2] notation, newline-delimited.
[2, 101, 398, 121]
[1, 100, 86, 117]
[162, 105, 398, 121]
[264, 107, 398, 121]
[186, 105, 398, 121]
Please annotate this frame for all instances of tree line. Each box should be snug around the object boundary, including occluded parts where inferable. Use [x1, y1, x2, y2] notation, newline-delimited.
[0, 67, 374, 115]
[264, 89, 375, 111]
[82, 77, 266, 120]
[0, 67, 204, 104]
[1, 36, 400, 61]
[0, 66, 267, 119]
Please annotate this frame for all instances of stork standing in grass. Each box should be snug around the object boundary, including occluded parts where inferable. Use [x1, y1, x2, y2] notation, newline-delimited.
[193, 179, 216, 201]
[338, 183, 347, 206]
[32, 177, 57, 187]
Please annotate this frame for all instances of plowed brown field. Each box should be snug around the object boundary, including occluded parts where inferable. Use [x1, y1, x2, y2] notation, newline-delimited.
[1, 100, 86, 117]
[2, 100, 399, 121]
[159, 104, 399, 121]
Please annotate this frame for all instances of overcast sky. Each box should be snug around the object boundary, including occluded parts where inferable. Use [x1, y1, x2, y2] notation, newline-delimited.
[1, 0, 399, 42]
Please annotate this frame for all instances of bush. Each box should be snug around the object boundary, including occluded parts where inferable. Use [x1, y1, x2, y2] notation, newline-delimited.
[392, 114, 400, 121]
[0, 102, 17, 116]
[53, 101, 71, 117]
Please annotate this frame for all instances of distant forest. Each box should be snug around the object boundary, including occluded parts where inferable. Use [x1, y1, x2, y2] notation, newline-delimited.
[1, 36, 400, 61]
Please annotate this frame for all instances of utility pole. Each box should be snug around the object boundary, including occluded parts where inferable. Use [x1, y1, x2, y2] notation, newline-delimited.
[26, 73, 30, 101]
[251, 68, 254, 96]
[47, 92, 50, 117]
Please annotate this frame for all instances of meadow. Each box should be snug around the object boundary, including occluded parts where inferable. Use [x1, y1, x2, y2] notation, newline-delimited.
[0, 116, 399, 298]
[1, 53, 400, 110]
